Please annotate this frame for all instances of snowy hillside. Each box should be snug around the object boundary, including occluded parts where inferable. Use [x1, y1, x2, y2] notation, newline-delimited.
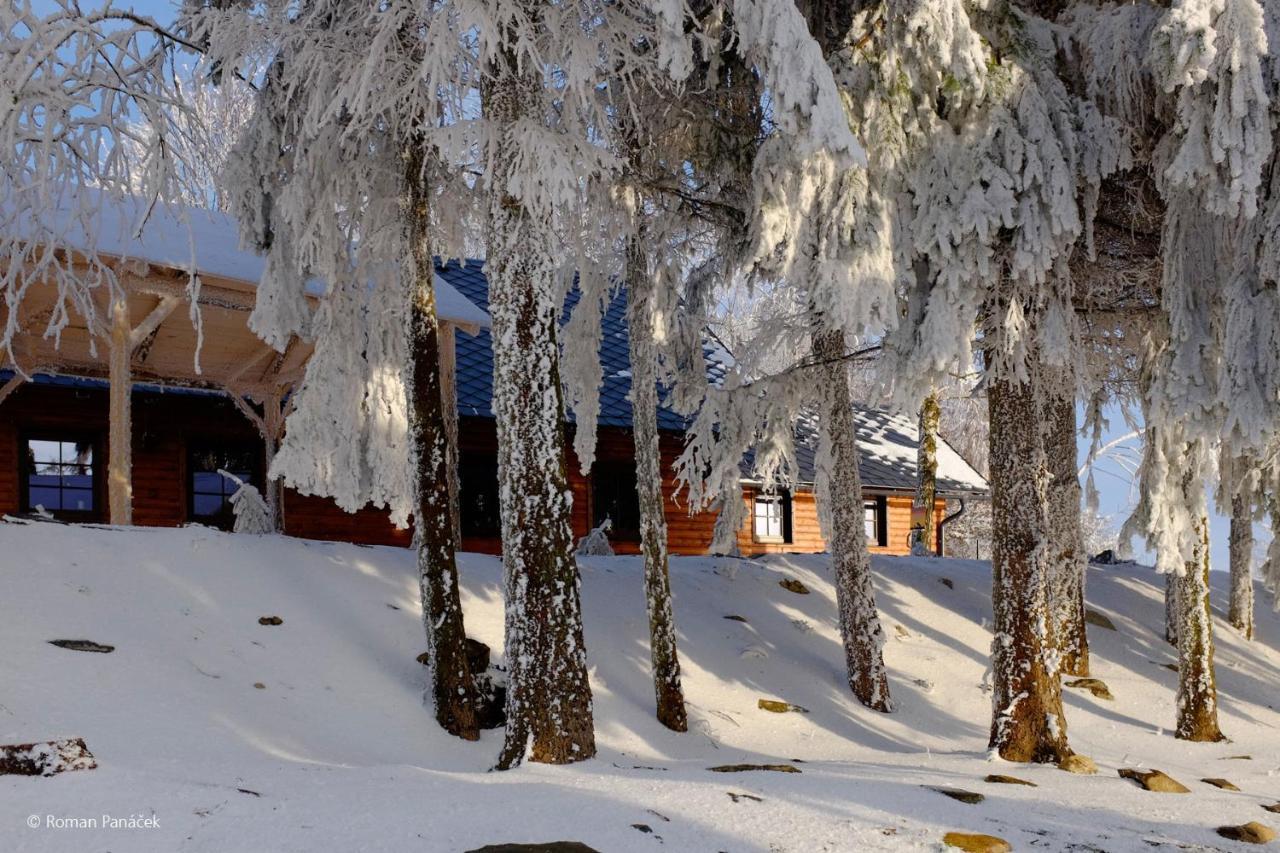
[2, 521, 1279, 852]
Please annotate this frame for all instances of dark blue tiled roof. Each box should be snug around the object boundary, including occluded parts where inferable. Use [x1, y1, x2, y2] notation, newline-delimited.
[438, 259, 987, 494]
[440, 258, 727, 431]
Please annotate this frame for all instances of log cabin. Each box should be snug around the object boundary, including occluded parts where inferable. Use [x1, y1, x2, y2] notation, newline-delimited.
[1, 201, 987, 556]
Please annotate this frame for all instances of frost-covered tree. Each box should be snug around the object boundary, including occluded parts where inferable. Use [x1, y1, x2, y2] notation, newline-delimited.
[1, 0, 206, 366]
[178, 0, 489, 739]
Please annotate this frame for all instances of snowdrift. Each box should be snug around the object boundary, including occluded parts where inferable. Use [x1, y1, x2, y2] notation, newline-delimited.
[2, 520, 1278, 851]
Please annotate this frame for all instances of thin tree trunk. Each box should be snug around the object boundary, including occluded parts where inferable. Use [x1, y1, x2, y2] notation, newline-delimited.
[1175, 503, 1225, 742]
[814, 327, 891, 712]
[915, 391, 940, 554]
[486, 43, 595, 769]
[1044, 382, 1089, 677]
[1228, 493, 1254, 640]
[403, 144, 480, 741]
[987, 367, 1071, 763]
[1165, 574, 1180, 645]
[625, 234, 688, 733]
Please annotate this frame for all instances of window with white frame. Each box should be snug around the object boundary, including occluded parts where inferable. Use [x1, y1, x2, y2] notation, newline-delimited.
[753, 490, 792, 543]
[864, 497, 887, 547]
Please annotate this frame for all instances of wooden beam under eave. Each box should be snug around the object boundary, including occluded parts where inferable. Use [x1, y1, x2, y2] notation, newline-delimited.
[129, 295, 181, 361]
[0, 372, 26, 407]
[107, 296, 133, 525]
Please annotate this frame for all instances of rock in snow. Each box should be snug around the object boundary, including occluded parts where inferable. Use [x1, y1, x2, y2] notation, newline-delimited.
[0, 738, 96, 776]
[926, 786, 985, 805]
[757, 699, 809, 714]
[1058, 754, 1099, 775]
[1118, 768, 1190, 793]
[943, 831, 1013, 852]
[1065, 678, 1114, 700]
[984, 774, 1037, 787]
[1216, 822, 1277, 844]
[47, 639, 114, 653]
[1084, 609, 1117, 631]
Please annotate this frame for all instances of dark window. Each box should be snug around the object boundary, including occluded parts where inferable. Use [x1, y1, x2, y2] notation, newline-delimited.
[22, 435, 98, 518]
[864, 496, 888, 547]
[592, 460, 640, 540]
[189, 443, 260, 529]
[753, 489, 793, 544]
[460, 452, 501, 538]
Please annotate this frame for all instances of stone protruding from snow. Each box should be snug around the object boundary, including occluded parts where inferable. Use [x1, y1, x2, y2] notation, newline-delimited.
[942, 831, 1013, 853]
[1262, 804, 1280, 814]
[1118, 768, 1190, 793]
[1084, 609, 1117, 630]
[466, 844, 601, 853]
[984, 774, 1037, 787]
[1058, 754, 1098, 775]
[778, 578, 810, 595]
[47, 639, 114, 653]
[1216, 822, 1276, 844]
[757, 699, 809, 714]
[258, 616, 283, 626]
[1065, 678, 1114, 700]
[708, 764, 801, 774]
[926, 786, 985, 804]
[1201, 778, 1241, 791]
[0, 738, 96, 776]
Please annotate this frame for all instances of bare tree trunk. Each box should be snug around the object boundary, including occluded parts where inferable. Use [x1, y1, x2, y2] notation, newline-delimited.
[1044, 382, 1089, 677]
[987, 367, 1071, 763]
[625, 234, 688, 733]
[403, 145, 480, 741]
[1228, 493, 1254, 640]
[915, 391, 940, 554]
[1175, 503, 1225, 742]
[814, 327, 891, 711]
[486, 44, 595, 769]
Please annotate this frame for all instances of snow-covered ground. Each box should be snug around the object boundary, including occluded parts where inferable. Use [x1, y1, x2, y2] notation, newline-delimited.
[2, 521, 1278, 852]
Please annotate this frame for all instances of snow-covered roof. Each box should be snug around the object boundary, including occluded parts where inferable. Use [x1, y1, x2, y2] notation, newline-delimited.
[7, 189, 491, 330]
[437, 260, 989, 496]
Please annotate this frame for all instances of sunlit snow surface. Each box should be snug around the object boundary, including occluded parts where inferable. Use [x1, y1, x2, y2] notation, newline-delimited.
[1, 521, 1277, 851]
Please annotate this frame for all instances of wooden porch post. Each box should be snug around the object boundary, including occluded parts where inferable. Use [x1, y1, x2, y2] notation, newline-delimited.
[107, 296, 133, 525]
[440, 320, 461, 544]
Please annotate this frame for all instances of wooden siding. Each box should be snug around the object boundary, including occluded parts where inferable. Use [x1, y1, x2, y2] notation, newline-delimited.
[1, 383, 938, 557]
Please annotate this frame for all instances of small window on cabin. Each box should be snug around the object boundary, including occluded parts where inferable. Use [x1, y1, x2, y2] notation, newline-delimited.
[189, 443, 259, 530]
[864, 497, 887, 548]
[753, 489, 792, 544]
[460, 453, 502, 538]
[592, 460, 640, 540]
[23, 436, 97, 518]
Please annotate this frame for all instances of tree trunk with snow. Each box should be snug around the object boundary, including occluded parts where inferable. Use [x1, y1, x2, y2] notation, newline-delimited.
[403, 145, 480, 742]
[813, 327, 891, 712]
[915, 391, 940, 554]
[486, 45, 595, 769]
[1228, 493, 1254, 640]
[1174, 507, 1224, 742]
[1165, 574, 1180, 645]
[1044, 382, 1089, 677]
[625, 235, 688, 733]
[987, 367, 1071, 763]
